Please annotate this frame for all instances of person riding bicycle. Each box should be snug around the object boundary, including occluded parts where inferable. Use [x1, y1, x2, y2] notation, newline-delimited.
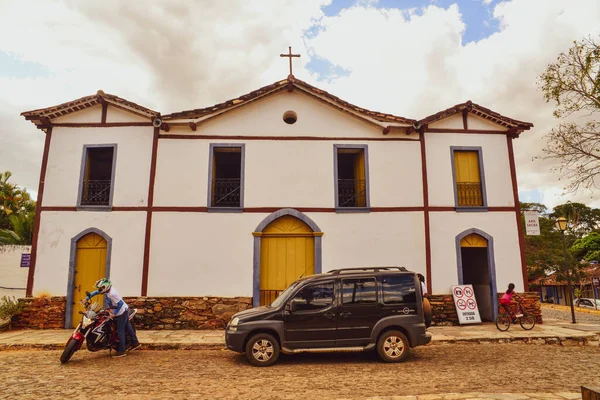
[84, 278, 140, 358]
[499, 283, 523, 323]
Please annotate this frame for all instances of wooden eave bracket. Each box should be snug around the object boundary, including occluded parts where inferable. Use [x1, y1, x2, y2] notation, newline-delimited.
[382, 126, 391, 135]
[189, 122, 197, 131]
[160, 122, 170, 132]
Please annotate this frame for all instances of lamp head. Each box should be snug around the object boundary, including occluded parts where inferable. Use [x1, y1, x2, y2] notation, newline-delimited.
[555, 216, 568, 232]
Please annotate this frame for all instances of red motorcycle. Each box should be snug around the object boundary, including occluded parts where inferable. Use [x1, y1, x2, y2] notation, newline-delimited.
[60, 294, 137, 364]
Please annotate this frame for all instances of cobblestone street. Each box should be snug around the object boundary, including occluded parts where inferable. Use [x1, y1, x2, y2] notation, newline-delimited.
[1, 343, 599, 399]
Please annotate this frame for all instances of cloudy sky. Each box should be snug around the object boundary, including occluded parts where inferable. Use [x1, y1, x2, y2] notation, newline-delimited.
[1, 0, 599, 208]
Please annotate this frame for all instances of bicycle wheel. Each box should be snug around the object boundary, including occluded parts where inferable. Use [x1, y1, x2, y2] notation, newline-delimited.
[519, 314, 536, 330]
[495, 313, 510, 331]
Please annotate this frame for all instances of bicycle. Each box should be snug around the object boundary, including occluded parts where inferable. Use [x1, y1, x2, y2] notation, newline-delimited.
[495, 300, 536, 331]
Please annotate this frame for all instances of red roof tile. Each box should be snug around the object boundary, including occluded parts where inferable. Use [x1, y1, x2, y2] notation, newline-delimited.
[418, 100, 533, 131]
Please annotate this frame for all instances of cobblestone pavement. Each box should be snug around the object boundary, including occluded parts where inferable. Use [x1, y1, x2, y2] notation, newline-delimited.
[542, 305, 600, 324]
[1, 344, 598, 399]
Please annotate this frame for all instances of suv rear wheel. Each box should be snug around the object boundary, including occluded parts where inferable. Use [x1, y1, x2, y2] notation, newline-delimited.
[245, 333, 280, 367]
[377, 330, 410, 363]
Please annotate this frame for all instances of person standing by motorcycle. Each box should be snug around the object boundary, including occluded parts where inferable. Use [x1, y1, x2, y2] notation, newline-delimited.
[85, 278, 140, 358]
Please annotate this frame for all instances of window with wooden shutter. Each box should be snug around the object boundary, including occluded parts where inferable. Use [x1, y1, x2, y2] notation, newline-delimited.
[453, 150, 484, 207]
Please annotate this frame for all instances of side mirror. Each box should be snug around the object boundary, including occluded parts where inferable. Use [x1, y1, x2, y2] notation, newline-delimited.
[287, 299, 298, 313]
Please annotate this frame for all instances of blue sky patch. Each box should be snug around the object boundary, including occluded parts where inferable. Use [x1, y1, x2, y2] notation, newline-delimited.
[0, 51, 49, 78]
[321, 0, 501, 45]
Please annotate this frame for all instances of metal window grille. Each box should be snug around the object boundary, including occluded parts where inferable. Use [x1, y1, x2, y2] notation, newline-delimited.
[212, 178, 241, 207]
[81, 180, 111, 206]
[338, 179, 366, 207]
[456, 182, 483, 207]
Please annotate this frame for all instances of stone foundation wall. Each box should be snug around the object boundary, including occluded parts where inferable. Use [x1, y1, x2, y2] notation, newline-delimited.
[429, 291, 542, 326]
[12, 296, 66, 329]
[123, 297, 253, 330]
[11, 296, 252, 330]
[11, 292, 542, 329]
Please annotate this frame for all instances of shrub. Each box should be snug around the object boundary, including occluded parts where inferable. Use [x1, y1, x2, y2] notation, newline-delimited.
[0, 296, 24, 329]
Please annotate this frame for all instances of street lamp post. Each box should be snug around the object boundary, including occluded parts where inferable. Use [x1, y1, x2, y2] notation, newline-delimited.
[555, 217, 576, 324]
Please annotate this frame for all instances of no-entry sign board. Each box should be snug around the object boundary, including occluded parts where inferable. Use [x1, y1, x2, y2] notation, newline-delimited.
[451, 285, 482, 324]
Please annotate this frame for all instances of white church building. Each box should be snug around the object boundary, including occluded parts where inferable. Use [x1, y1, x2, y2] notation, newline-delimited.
[20, 68, 533, 328]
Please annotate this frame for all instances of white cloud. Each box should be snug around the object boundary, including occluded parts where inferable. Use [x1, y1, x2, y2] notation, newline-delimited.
[0, 0, 599, 209]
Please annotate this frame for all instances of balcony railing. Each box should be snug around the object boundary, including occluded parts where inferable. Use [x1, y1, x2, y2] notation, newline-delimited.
[456, 182, 483, 207]
[338, 179, 366, 208]
[212, 178, 241, 207]
[81, 180, 112, 206]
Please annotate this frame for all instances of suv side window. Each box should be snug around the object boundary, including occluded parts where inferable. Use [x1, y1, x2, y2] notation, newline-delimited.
[291, 282, 334, 312]
[381, 275, 417, 305]
[342, 278, 377, 305]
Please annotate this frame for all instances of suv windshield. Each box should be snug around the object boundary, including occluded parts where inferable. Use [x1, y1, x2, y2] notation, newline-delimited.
[270, 281, 300, 308]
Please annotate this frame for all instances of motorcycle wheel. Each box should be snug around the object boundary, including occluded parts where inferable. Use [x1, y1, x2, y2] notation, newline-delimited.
[60, 338, 79, 364]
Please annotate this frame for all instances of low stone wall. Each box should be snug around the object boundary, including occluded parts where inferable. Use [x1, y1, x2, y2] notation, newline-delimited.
[12, 296, 66, 329]
[124, 297, 252, 330]
[11, 292, 541, 329]
[429, 291, 542, 326]
[11, 296, 252, 330]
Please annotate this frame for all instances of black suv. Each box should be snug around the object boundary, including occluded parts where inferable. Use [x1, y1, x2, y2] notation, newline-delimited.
[225, 267, 432, 367]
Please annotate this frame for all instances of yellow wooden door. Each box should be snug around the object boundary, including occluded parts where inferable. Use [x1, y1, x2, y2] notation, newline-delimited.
[72, 233, 106, 327]
[260, 216, 315, 305]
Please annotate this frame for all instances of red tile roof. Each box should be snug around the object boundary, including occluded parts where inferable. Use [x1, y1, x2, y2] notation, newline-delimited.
[162, 76, 415, 126]
[417, 100, 533, 130]
[21, 90, 159, 127]
[529, 266, 600, 287]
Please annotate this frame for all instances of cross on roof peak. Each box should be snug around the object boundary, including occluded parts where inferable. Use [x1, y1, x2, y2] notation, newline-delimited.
[280, 46, 300, 77]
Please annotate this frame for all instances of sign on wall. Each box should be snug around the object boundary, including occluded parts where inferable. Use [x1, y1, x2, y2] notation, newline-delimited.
[451, 285, 482, 324]
[593, 277, 599, 288]
[20, 253, 31, 268]
[524, 211, 540, 236]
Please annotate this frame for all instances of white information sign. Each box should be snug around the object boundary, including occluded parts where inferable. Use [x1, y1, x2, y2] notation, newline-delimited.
[451, 285, 482, 324]
[524, 211, 540, 236]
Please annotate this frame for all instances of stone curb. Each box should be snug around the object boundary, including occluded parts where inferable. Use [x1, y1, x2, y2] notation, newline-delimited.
[0, 342, 227, 351]
[2, 336, 598, 351]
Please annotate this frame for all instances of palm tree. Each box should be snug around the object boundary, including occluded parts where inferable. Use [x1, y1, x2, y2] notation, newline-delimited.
[0, 213, 34, 245]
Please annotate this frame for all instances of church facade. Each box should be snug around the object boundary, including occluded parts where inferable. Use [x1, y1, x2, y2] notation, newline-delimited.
[20, 75, 533, 328]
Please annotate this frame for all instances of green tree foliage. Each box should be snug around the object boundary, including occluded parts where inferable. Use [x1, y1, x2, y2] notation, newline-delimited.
[539, 35, 600, 193]
[571, 231, 600, 262]
[521, 201, 599, 281]
[0, 171, 36, 245]
[521, 202, 574, 280]
[549, 202, 600, 238]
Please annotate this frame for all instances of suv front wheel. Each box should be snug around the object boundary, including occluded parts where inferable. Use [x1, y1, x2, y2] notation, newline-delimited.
[377, 330, 410, 363]
[245, 333, 280, 367]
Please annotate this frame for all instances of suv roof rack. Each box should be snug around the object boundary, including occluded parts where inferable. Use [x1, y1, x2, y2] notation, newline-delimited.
[327, 266, 408, 275]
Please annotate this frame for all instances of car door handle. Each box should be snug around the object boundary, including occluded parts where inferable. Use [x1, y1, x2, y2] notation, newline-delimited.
[340, 312, 351, 318]
[324, 312, 336, 319]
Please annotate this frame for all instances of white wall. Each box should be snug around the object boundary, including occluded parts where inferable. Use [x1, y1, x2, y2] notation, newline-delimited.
[43, 127, 154, 207]
[0, 246, 30, 299]
[177, 90, 389, 138]
[429, 211, 523, 294]
[425, 132, 514, 207]
[154, 138, 423, 208]
[33, 211, 146, 297]
[148, 211, 426, 297]
[53, 105, 102, 123]
[106, 106, 150, 123]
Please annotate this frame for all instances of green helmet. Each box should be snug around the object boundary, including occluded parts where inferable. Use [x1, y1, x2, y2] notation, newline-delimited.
[94, 278, 111, 294]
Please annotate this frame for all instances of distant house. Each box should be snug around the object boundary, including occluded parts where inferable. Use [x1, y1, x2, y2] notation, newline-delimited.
[530, 266, 600, 306]
[0, 246, 30, 299]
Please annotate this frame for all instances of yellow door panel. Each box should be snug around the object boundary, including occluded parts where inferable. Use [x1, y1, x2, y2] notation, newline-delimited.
[260, 217, 315, 305]
[72, 233, 107, 327]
